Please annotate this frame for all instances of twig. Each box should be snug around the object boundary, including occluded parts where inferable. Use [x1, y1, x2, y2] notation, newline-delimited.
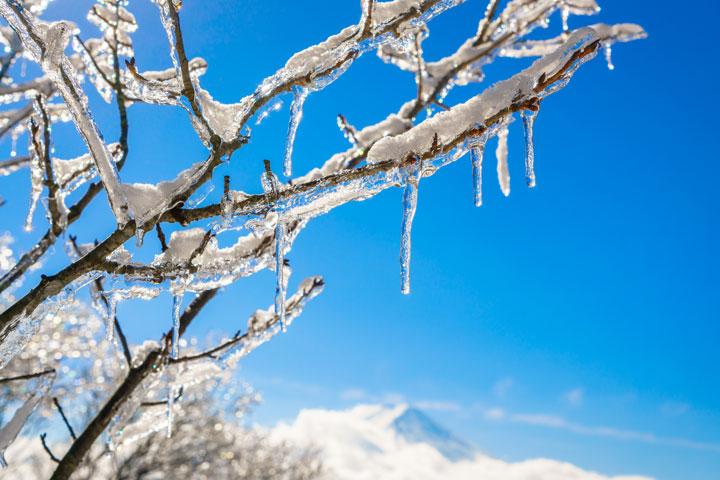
[474, 0, 500, 46]
[52, 397, 77, 441]
[155, 224, 168, 252]
[0, 368, 55, 384]
[40, 433, 60, 463]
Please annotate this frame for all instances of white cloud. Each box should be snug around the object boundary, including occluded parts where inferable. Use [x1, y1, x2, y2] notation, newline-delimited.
[271, 404, 654, 480]
[484, 407, 506, 420]
[563, 387, 584, 407]
[507, 412, 720, 454]
[493, 377, 513, 398]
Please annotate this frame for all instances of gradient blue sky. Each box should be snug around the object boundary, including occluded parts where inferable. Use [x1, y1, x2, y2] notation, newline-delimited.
[1, 1, 718, 479]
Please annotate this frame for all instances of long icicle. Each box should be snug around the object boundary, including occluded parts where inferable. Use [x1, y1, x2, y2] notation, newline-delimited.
[171, 293, 183, 359]
[496, 127, 510, 196]
[400, 159, 421, 295]
[470, 139, 485, 207]
[521, 108, 538, 188]
[283, 86, 309, 177]
[105, 293, 118, 342]
[275, 220, 287, 330]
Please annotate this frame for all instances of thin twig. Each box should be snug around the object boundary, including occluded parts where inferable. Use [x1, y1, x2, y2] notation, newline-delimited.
[40, 433, 60, 463]
[52, 397, 77, 441]
[0, 368, 55, 384]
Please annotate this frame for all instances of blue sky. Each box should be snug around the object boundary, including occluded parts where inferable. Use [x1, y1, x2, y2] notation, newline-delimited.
[1, 1, 718, 479]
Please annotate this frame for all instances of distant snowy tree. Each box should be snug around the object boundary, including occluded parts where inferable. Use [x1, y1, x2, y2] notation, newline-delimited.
[0, 0, 644, 478]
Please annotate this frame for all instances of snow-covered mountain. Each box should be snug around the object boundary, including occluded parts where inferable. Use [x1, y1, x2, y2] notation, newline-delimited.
[271, 404, 653, 480]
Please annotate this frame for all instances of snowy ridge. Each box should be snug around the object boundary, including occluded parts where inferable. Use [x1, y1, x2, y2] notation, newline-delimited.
[271, 404, 654, 480]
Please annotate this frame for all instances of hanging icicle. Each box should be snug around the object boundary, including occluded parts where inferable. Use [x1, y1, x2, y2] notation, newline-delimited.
[521, 108, 538, 188]
[561, 6, 570, 32]
[105, 293, 118, 342]
[275, 220, 287, 330]
[496, 126, 510, 196]
[469, 139, 485, 207]
[400, 157, 421, 295]
[283, 86, 310, 177]
[171, 293, 183, 359]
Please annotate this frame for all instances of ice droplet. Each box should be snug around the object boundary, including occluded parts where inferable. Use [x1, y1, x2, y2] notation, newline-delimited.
[561, 7, 569, 32]
[521, 108, 538, 188]
[496, 126, 510, 196]
[400, 160, 421, 295]
[603, 41, 614, 70]
[283, 86, 309, 177]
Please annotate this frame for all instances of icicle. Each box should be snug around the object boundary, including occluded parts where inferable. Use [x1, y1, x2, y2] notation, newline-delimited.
[400, 159, 421, 295]
[25, 123, 44, 232]
[135, 224, 145, 247]
[0, 370, 56, 468]
[521, 108, 538, 187]
[561, 6, 569, 32]
[469, 139, 485, 207]
[496, 127, 510, 196]
[603, 41, 614, 70]
[283, 86, 309, 177]
[105, 293, 118, 341]
[171, 293, 183, 359]
[274, 221, 287, 330]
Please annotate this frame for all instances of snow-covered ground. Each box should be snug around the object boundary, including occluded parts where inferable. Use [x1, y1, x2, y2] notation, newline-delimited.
[271, 404, 654, 480]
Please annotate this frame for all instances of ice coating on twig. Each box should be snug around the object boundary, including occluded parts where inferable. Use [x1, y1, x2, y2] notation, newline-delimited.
[25, 116, 44, 231]
[0, 3, 132, 226]
[283, 86, 308, 177]
[0, 369, 55, 468]
[220, 276, 325, 367]
[366, 29, 600, 165]
[501, 23, 646, 59]
[496, 125, 510, 196]
[521, 108, 538, 187]
[400, 158, 420, 295]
